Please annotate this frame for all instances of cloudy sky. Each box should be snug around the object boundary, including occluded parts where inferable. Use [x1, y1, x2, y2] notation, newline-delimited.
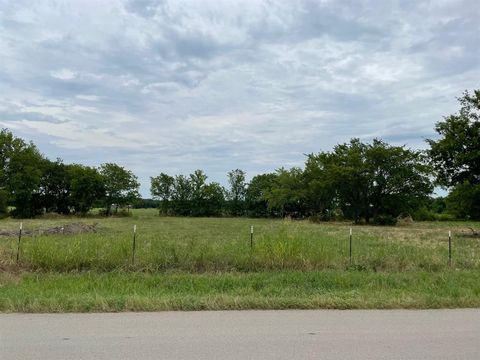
[0, 0, 479, 196]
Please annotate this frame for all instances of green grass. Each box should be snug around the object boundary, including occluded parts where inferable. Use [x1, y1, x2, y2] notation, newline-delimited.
[1, 270, 479, 312]
[1, 209, 479, 272]
[0, 209, 479, 311]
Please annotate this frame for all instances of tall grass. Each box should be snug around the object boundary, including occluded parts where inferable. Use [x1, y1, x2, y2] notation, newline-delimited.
[1, 270, 480, 312]
[1, 210, 479, 272]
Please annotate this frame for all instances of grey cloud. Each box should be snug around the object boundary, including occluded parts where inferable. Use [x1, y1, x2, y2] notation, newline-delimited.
[0, 0, 479, 196]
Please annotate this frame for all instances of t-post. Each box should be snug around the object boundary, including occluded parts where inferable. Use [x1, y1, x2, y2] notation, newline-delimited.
[16, 222, 23, 263]
[448, 230, 452, 266]
[250, 225, 254, 249]
[349, 228, 352, 264]
[132, 224, 137, 265]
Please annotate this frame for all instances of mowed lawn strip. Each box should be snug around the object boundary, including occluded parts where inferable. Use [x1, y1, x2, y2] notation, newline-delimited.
[1, 270, 480, 312]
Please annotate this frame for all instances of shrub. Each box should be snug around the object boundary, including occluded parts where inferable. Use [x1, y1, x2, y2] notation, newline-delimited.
[434, 213, 456, 221]
[308, 214, 331, 223]
[413, 207, 436, 221]
[373, 214, 397, 226]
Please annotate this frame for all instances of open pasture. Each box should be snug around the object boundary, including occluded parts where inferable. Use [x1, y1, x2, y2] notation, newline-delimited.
[1, 210, 480, 312]
[1, 209, 479, 273]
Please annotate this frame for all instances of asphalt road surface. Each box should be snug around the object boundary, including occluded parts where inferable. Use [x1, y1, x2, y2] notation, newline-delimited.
[1, 310, 479, 359]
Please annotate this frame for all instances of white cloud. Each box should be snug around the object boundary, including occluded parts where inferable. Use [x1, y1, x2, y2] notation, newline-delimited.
[50, 68, 77, 80]
[76, 94, 100, 101]
[0, 0, 479, 195]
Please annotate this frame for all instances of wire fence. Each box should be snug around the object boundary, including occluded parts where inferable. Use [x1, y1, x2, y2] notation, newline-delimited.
[2, 222, 480, 272]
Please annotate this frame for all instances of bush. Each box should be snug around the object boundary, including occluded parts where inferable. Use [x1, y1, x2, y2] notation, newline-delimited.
[308, 213, 331, 223]
[446, 182, 480, 220]
[99, 208, 132, 217]
[412, 208, 457, 222]
[373, 214, 397, 226]
[434, 213, 456, 221]
[413, 207, 436, 221]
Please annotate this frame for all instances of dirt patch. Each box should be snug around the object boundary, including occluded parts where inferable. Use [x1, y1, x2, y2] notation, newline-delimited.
[0, 223, 98, 237]
[460, 227, 480, 238]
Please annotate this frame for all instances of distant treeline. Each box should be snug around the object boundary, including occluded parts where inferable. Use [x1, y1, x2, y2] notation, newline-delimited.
[0, 130, 140, 218]
[1, 89, 479, 222]
[150, 141, 431, 224]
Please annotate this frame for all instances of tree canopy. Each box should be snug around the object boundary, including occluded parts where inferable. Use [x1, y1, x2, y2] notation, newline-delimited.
[99, 163, 140, 215]
[427, 90, 480, 187]
[427, 90, 480, 219]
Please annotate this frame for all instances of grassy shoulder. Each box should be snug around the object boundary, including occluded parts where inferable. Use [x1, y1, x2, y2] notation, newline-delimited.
[1, 270, 480, 312]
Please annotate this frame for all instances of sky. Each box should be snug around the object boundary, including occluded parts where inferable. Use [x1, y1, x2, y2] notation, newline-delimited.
[0, 0, 479, 196]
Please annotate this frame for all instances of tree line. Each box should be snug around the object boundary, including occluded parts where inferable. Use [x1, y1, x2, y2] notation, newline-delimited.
[150, 140, 433, 224]
[0, 130, 140, 218]
[1, 90, 479, 222]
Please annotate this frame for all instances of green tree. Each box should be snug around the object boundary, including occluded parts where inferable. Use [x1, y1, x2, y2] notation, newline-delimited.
[307, 139, 432, 223]
[0, 188, 8, 218]
[427, 90, 480, 219]
[150, 173, 175, 215]
[39, 159, 71, 214]
[427, 90, 480, 187]
[227, 169, 246, 216]
[0, 129, 44, 218]
[190, 169, 208, 216]
[153, 170, 225, 217]
[200, 182, 225, 216]
[303, 155, 337, 219]
[245, 173, 277, 217]
[446, 182, 480, 220]
[308, 140, 369, 223]
[171, 175, 193, 216]
[99, 163, 140, 215]
[68, 164, 105, 215]
[265, 167, 306, 217]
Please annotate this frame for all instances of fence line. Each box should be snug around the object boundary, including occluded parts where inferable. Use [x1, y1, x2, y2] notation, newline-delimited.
[8, 223, 478, 270]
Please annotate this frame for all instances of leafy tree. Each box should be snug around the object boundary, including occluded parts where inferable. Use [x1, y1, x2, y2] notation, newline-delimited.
[150, 173, 175, 215]
[189, 170, 226, 216]
[152, 170, 225, 216]
[0, 129, 44, 218]
[308, 140, 369, 223]
[190, 169, 208, 216]
[0, 188, 8, 218]
[303, 156, 337, 219]
[364, 139, 432, 222]
[446, 182, 480, 220]
[133, 198, 160, 209]
[307, 139, 432, 223]
[99, 163, 140, 215]
[39, 159, 71, 214]
[245, 173, 277, 217]
[200, 182, 225, 216]
[427, 90, 480, 219]
[68, 164, 105, 215]
[427, 90, 480, 187]
[227, 169, 246, 216]
[171, 175, 193, 216]
[265, 167, 306, 217]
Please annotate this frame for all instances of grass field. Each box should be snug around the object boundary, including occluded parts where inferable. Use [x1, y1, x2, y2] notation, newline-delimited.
[1, 209, 479, 311]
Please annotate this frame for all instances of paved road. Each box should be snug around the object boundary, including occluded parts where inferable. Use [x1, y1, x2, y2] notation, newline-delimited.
[1, 310, 479, 359]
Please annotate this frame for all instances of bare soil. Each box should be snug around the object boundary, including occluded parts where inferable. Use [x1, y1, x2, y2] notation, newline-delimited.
[0, 223, 97, 237]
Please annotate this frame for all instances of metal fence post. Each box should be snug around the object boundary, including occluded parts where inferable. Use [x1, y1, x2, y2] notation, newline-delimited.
[16, 222, 23, 263]
[132, 224, 137, 265]
[349, 227, 352, 264]
[250, 225, 254, 249]
[448, 230, 452, 266]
